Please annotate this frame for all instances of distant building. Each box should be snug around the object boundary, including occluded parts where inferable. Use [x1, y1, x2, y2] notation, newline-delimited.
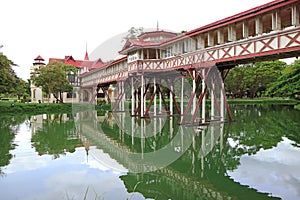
[30, 55, 45, 103]
[30, 51, 106, 103]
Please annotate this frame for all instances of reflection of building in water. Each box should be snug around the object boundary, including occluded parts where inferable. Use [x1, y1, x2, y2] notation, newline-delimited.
[120, 163, 277, 200]
[30, 114, 44, 134]
[77, 111, 279, 199]
[78, 112, 224, 172]
[30, 113, 72, 134]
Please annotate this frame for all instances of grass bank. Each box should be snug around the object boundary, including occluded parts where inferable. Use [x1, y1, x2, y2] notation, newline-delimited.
[1, 98, 298, 115]
[227, 97, 299, 105]
[0, 102, 110, 115]
[0, 102, 73, 115]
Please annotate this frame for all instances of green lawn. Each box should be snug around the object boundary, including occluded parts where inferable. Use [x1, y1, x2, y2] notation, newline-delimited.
[0, 97, 299, 115]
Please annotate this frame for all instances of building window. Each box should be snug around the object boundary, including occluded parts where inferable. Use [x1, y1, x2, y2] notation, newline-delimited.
[97, 93, 105, 98]
[183, 40, 190, 53]
[68, 75, 76, 83]
[165, 46, 172, 57]
[33, 89, 36, 99]
[67, 92, 76, 98]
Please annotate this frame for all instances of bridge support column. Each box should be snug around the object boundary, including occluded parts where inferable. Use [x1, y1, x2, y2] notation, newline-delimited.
[180, 75, 184, 116]
[220, 82, 225, 121]
[122, 81, 125, 111]
[140, 75, 145, 117]
[201, 69, 206, 123]
[201, 129, 205, 177]
[170, 116, 173, 138]
[131, 77, 135, 115]
[192, 70, 196, 115]
[135, 89, 139, 114]
[141, 119, 145, 159]
[159, 84, 162, 114]
[117, 81, 125, 111]
[154, 77, 157, 116]
[220, 123, 224, 153]
[192, 133, 195, 174]
[210, 81, 215, 120]
[144, 78, 147, 115]
[170, 83, 173, 115]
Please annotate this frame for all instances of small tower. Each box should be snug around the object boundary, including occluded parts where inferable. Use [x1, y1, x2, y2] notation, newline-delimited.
[33, 55, 45, 66]
[30, 55, 45, 103]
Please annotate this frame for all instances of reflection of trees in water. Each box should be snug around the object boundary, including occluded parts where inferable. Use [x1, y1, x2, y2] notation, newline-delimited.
[31, 113, 82, 159]
[118, 104, 298, 200]
[228, 104, 300, 157]
[0, 115, 28, 176]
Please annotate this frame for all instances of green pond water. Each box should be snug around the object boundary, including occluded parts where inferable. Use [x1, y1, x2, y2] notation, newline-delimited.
[0, 104, 299, 200]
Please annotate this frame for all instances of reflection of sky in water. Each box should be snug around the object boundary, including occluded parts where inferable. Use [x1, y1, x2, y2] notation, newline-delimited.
[0, 123, 145, 200]
[227, 137, 300, 200]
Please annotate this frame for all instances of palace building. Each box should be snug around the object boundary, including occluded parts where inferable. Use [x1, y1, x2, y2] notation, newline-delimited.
[30, 52, 106, 103]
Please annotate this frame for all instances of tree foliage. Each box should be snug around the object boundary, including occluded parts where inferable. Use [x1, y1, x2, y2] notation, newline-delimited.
[225, 60, 287, 98]
[31, 62, 75, 103]
[122, 27, 144, 41]
[266, 60, 300, 99]
[31, 114, 81, 158]
[0, 54, 30, 98]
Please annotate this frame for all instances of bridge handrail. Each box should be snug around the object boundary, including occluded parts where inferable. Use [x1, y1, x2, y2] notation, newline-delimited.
[82, 26, 300, 87]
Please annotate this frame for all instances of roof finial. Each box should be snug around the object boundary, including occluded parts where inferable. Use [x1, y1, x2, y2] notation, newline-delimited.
[157, 21, 159, 31]
[84, 41, 89, 61]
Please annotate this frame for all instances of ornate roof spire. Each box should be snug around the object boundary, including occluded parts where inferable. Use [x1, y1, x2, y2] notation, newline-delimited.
[84, 42, 89, 61]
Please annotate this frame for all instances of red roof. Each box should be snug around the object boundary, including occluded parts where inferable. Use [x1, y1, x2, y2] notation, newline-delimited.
[120, 38, 171, 54]
[34, 55, 44, 61]
[80, 56, 127, 78]
[49, 55, 106, 70]
[186, 0, 298, 37]
[163, 0, 299, 45]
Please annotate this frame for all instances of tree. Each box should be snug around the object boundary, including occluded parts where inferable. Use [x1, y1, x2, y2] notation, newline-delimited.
[0, 54, 17, 96]
[225, 65, 247, 98]
[31, 114, 81, 158]
[225, 60, 286, 98]
[122, 27, 144, 41]
[15, 79, 30, 100]
[266, 60, 300, 99]
[244, 60, 286, 98]
[31, 62, 74, 103]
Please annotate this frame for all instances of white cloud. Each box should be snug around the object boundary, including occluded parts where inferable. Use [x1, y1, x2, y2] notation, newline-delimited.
[227, 137, 300, 199]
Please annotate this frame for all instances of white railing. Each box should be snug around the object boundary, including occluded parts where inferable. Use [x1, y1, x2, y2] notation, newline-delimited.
[82, 26, 300, 87]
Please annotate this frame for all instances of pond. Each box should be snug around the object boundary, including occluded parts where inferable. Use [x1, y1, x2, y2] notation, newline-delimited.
[0, 104, 299, 200]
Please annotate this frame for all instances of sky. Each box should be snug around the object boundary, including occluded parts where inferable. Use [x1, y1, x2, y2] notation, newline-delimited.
[0, 0, 274, 80]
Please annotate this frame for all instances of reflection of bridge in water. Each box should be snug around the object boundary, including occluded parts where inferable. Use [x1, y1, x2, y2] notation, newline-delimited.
[75, 111, 279, 199]
[76, 111, 222, 172]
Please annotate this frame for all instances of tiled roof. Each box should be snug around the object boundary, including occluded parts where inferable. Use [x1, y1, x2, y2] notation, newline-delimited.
[49, 55, 106, 69]
[34, 55, 44, 61]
